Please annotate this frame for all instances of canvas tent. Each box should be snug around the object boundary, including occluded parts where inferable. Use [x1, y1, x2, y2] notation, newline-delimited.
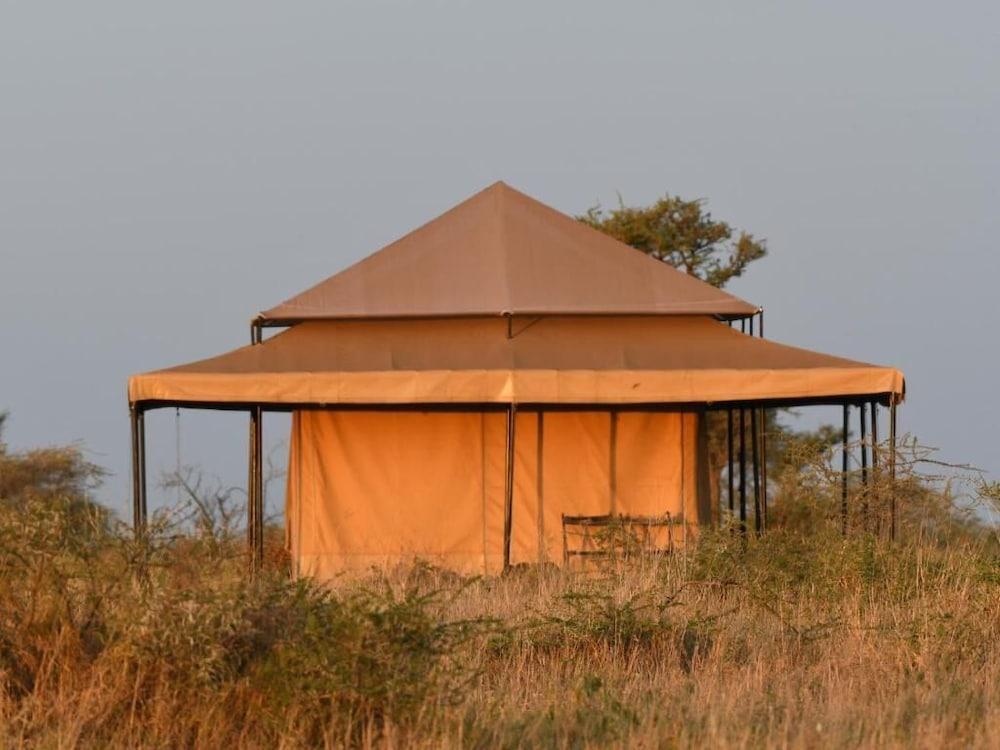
[127, 182, 905, 577]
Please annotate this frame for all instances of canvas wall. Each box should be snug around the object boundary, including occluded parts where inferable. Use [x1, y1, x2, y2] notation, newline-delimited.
[285, 409, 710, 578]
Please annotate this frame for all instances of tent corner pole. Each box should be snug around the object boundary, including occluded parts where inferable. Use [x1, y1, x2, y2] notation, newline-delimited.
[503, 403, 517, 571]
[750, 314, 760, 536]
[130, 404, 148, 537]
[255, 405, 263, 574]
[757, 309, 767, 531]
[247, 405, 264, 578]
[247, 406, 256, 576]
[889, 397, 898, 543]
[246, 319, 264, 579]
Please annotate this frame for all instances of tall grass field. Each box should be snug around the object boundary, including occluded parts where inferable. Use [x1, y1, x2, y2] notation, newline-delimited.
[1, 433, 998, 748]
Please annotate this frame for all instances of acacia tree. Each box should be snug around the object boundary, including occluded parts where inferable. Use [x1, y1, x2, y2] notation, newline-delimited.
[580, 193, 827, 515]
[579, 194, 767, 287]
[0, 411, 110, 540]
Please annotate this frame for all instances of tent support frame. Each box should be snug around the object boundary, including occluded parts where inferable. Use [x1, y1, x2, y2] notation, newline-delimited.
[727, 409, 734, 516]
[247, 319, 265, 577]
[870, 401, 879, 536]
[130, 389, 901, 573]
[738, 408, 747, 536]
[859, 402, 869, 529]
[502, 404, 517, 571]
[247, 406, 264, 577]
[130, 405, 147, 536]
[536, 411, 545, 563]
[889, 398, 897, 542]
[751, 408, 761, 535]
[841, 405, 849, 534]
[749, 314, 761, 534]
[757, 310, 767, 530]
[135, 393, 900, 414]
[609, 410, 618, 515]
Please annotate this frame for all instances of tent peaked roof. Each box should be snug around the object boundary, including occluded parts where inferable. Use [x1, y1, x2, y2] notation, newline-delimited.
[259, 182, 759, 324]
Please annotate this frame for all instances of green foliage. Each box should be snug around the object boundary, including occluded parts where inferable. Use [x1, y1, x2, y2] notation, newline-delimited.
[579, 193, 767, 287]
[255, 571, 493, 730]
[0, 443, 106, 507]
[545, 589, 664, 647]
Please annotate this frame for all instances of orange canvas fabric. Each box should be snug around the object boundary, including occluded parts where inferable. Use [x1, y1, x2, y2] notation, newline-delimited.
[285, 409, 710, 578]
[259, 182, 758, 322]
[129, 316, 905, 407]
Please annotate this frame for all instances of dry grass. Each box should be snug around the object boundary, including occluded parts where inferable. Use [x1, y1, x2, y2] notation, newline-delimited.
[1, 438, 999, 748]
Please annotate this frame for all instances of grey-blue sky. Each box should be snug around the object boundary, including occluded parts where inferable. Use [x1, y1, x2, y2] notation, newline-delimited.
[1, 1, 997, 515]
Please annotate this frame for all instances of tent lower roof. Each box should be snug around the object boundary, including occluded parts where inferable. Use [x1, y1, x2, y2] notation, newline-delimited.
[129, 368, 902, 409]
[128, 316, 905, 408]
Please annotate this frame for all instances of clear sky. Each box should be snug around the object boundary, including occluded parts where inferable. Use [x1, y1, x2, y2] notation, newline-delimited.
[2, 2, 997, 517]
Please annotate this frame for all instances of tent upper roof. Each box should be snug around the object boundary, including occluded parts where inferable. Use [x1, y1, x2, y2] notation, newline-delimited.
[259, 182, 759, 324]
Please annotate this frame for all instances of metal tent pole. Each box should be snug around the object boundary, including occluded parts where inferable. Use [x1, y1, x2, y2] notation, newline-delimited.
[870, 401, 879, 535]
[254, 406, 263, 571]
[859, 402, 869, 530]
[727, 409, 735, 516]
[737, 311, 753, 528]
[841, 405, 849, 535]
[870, 402, 879, 471]
[130, 405, 148, 536]
[758, 310, 767, 528]
[503, 404, 517, 571]
[889, 399, 898, 542]
[751, 407, 762, 535]
[247, 406, 263, 577]
[680, 411, 687, 549]
[609, 410, 618, 515]
[247, 319, 264, 577]
[738, 407, 747, 535]
[536, 411, 545, 564]
[138, 410, 147, 529]
[748, 315, 761, 534]
[247, 410, 255, 565]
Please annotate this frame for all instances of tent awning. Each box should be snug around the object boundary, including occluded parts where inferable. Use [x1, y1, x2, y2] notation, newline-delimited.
[128, 316, 904, 408]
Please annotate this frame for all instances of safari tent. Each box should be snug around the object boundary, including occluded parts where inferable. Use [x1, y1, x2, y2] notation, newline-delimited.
[127, 182, 905, 577]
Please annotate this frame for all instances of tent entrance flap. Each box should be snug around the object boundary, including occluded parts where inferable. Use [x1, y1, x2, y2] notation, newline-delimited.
[285, 409, 710, 578]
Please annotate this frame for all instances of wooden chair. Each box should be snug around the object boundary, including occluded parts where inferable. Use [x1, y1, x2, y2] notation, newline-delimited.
[561, 512, 680, 567]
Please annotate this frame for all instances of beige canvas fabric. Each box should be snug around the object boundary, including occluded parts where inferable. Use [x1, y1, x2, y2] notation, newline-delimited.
[129, 316, 905, 406]
[285, 409, 709, 577]
[259, 182, 759, 322]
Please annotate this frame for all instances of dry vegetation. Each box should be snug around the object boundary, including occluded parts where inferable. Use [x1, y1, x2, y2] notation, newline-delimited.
[1, 426, 999, 749]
